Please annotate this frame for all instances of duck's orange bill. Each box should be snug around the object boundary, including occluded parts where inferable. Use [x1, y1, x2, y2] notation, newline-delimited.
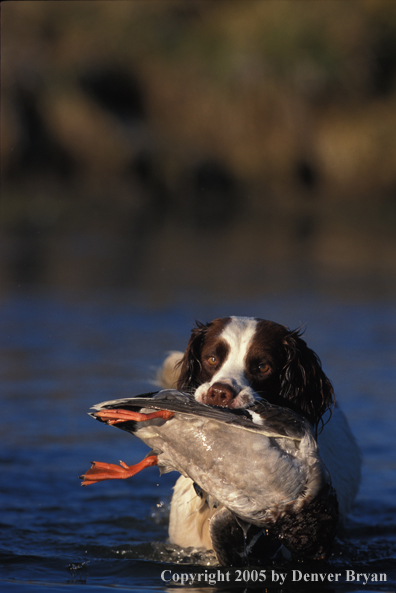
[94, 408, 174, 425]
[80, 455, 158, 486]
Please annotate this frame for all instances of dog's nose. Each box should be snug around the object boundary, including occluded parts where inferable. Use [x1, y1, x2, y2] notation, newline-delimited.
[203, 382, 237, 407]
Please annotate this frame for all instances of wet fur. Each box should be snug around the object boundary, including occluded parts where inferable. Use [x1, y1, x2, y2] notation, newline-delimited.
[158, 317, 361, 561]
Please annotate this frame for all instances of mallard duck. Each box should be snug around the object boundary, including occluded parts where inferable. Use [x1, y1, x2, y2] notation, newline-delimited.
[80, 389, 338, 565]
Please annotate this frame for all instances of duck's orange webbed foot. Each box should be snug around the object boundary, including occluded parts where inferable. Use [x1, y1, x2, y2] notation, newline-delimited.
[93, 408, 174, 425]
[80, 455, 158, 486]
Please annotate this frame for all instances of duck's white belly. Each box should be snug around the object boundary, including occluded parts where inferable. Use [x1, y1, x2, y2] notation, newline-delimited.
[167, 406, 360, 549]
[136, 414, 324, 526]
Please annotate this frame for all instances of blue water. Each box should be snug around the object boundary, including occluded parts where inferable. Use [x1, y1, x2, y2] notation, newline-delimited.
[1, 288, 395, 592]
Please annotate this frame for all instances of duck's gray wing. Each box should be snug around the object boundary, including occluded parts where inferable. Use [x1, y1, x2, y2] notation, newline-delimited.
[91, 389, 311, 441]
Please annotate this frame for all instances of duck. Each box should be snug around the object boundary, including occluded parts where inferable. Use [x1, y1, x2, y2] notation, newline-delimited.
[80, 389, 338, 566]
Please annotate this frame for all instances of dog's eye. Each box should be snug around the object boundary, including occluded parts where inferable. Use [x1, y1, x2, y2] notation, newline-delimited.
[258, 363, 271, 374]
[207, 356, 217, 366]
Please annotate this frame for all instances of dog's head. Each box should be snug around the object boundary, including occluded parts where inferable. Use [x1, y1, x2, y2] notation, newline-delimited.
[176, 316, 334, 430]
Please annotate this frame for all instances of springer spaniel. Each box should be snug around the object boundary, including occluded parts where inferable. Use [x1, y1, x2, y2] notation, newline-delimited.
[158, 316, 361, 559]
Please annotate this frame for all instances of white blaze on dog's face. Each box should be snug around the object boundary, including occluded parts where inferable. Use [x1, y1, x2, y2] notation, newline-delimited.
[195, 317, 260, 408]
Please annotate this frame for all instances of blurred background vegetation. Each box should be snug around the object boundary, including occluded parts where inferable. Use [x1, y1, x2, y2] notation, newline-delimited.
[2, 0, 396, 300]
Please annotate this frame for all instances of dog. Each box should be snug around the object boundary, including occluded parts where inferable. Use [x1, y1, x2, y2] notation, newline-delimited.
[157, 316, 361, 558]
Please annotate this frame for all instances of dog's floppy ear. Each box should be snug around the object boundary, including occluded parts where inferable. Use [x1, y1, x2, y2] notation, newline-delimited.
[176, 321, 209, 392]
[280, 329, 335, 432]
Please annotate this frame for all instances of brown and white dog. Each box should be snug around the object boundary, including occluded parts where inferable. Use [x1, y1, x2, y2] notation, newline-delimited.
[158, 316, 361, 554]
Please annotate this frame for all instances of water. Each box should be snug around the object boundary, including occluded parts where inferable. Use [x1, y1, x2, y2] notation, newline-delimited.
[1, 287, 395, 592]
